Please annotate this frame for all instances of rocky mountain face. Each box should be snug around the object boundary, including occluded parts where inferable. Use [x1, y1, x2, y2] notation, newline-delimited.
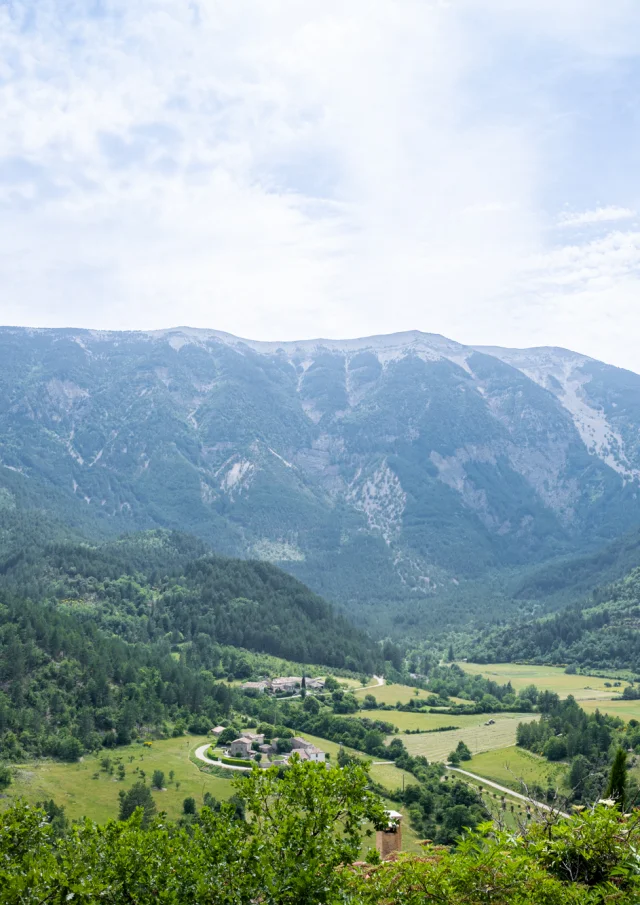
[1, 326, 639, 623]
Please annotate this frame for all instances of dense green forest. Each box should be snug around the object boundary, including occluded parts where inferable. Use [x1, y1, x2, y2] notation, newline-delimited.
[0, 528, 379, 669]
[470, 566, 640, 670]
[4, 759, 640, 904]
[0, 528, 382, 761]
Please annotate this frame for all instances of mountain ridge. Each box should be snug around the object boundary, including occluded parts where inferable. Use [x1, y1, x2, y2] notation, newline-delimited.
[1, 325, 639, 630]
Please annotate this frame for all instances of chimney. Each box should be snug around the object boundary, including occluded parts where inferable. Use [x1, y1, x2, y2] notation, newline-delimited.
[375, 810, 402, 860]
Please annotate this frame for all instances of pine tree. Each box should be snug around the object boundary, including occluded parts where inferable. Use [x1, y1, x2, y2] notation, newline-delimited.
[118, 781, 157, 826]
[605, 748, 627, 809]
[447, 644, 454, 662]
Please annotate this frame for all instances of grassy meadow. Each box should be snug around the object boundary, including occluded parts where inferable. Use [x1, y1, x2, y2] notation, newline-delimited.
[354, 683, 433, 706]
[0, 727, 423, 854]
[1, 736, 234, 823]
[466, 746, 568, 794]
[457, 662, 617, 701]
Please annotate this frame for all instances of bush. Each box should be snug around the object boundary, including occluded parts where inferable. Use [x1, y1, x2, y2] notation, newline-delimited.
[221, 756, 253, 768]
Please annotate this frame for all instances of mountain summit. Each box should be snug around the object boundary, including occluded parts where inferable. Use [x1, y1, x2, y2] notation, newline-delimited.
[1, 326, 639, 624]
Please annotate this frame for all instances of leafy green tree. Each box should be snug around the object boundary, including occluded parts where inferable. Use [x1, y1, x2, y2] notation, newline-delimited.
[218, 727, 238, 746]
[456, 741, 472, 761]
[118, 781, 157, 826]
[151, 770, 165, 790]
[0, 763, 11, 790]
[448, 750, 461, 767]
[606, 748, 628, 809]
[303, 695, 320, 714]
[569, 754, 591, 794]
[237, 759, 387, 903]
[182, 797, 196, 815]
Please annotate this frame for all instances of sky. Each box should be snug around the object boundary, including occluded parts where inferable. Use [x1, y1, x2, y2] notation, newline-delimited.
[2, 1, 640, 371]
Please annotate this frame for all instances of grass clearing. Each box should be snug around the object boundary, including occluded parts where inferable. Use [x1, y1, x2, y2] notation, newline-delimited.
[2, 736, 233, 823]
[457, 662, 617, 701]
[354, 683, 432, 706]
[578, 697, 640, 720]
[356, 709, 514, 732]
[467, 746, 568, 794]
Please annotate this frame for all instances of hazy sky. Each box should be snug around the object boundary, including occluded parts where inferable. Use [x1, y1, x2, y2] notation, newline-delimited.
[2, 1, 640, 371]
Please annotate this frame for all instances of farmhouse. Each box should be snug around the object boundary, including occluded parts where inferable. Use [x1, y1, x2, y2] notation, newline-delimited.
[271, 677, 301, 693]
[228, 737, 254, 758]
[241, 681, 269, 693]
[295, 745, 325, 763]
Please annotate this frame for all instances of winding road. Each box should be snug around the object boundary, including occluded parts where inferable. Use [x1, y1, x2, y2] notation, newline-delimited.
[446, 766, 569, 818]
[194, 743, 252, 771]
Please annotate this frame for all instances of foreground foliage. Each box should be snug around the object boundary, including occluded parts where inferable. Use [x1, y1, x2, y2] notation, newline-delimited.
[3, 760, 640, 904]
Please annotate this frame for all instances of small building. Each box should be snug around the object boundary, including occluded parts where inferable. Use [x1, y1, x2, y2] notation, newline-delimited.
[271, 676, 301, 694]
[241, 681, 269, 693]
[228, 737, 254, 758]
[376, 810, 403, 860]
[295, 745, 325, 763]
[210, 726, 226, 737]
[258, 744, 274, 755]
[242, 732, 265, 745]
[291, 737, 314, 750]
[306, 678, 325, 691]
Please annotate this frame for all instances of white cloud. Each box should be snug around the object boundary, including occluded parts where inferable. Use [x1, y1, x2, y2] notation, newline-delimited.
[557, 207, 637, 228]
[1, 1, 640, 372]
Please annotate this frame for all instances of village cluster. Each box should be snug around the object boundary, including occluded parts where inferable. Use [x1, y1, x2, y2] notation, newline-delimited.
[208, 676, 328, 764]
[210, 728, 327, 763]
[240, 676, 326, 695]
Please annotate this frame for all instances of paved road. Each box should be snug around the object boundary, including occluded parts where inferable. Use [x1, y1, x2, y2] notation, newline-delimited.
[194, 743, 252, 772]
[446, 766, 569, 818]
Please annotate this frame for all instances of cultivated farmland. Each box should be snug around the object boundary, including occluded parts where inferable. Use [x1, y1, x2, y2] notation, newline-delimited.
[457, 662, 617, 701]
[399, 714, 538, 761]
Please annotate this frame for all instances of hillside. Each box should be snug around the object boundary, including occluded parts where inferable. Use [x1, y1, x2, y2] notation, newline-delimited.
[469, 565, 640, 672]
[0, 528, 380, 762]
[1, 327, 640, 628]
[0, 529, 378, 671]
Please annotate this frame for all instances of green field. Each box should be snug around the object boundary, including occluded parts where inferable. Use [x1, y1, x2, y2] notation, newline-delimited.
[1, 736, 234, 823]
[578, 697, 640, 720]
[1, 729, 422, 854]
[457, 662, 617, 701]
[400, 715, 537, 762]
[466, 747, 568, 794]
[353, 683, 433, 706]
[357, 708, 511, 733]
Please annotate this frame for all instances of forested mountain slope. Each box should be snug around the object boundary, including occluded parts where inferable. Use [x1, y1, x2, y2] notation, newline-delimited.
[1, 326, 640, 625]
[469, 565, 640, 672]
[0, 529, 377, 671]
[0, 529, 380, 761]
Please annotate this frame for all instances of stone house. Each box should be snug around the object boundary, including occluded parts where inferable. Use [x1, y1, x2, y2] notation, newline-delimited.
[228, 737, 254, 758]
